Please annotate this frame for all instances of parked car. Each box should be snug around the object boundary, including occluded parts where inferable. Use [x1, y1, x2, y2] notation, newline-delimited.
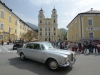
[13, 40, 24, 50]
[17, 42, 76, 71]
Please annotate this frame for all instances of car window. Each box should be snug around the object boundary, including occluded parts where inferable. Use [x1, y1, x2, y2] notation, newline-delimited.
[43, 42, 54, 50]
[41, 44, 46, 50]
[26, 44, 34, 49]
[33, 44, 41, 50]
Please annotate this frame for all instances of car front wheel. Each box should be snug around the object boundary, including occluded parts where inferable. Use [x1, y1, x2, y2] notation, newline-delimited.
[48, 59, 59, 71]
[20, 53, 25, 61]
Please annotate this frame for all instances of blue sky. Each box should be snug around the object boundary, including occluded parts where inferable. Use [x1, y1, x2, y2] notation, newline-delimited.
[2, 0, 100, 29]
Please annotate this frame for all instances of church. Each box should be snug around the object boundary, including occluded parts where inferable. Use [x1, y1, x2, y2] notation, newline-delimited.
[38, 8, 58, 41]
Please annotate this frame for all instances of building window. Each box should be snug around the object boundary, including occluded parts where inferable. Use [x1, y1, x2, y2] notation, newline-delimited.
[45, 32, 47, 36]
[20, 32, 21, 35]
[40, 21, 42, 23]
[9, 27, 12, 32]
[15, 29, 17, 34]
[54, 28, 55, 31]
[40, 32, 42, 35]
[23, 25, 24, 30]
[49, 38, 50, 41]
[25, 27, 26, 31]
[15, 20, 17, 25]
[72, 25, 73, 30]
[88, 19, 93, 26]
[49, 33, 50, 36]
[0, 35, 3, 40]
[45, 38, 47, 41]
[54, 20, 55, 23]
[49, 28, 50, 31]
[72, 36, 74, 40]
[40, 28, 42, 31]
[20, 25, 21, 29]
[0, 23, 4, 30]
[75, 22, 77, 28]
[54, 33, 55, 35]
[45, 28, 47, 31]
[89, 32, 93, 38]
[76, 34, 78, 39]
[9, 15, 12, 22]
[1, 10, 4, 18]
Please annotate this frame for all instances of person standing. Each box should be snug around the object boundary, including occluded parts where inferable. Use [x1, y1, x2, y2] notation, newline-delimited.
[97, 42, 100, 54]
[94, 41, 97, 53]
[74, 42, 78, 53]
[1, 40, 4, 45]
[78, 41, 82, 53]
[83, 41, 87, 53]
[88, 41, 93, 54]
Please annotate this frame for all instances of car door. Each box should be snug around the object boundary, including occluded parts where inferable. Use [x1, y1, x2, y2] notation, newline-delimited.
[24, 43, 34, 59]
[30, 43, 44, 62]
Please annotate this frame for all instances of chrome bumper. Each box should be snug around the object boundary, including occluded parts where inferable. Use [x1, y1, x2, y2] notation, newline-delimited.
[59, 57, 76, 67]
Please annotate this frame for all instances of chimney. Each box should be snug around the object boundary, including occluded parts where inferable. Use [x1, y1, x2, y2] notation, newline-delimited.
[91, 8, 93, 11]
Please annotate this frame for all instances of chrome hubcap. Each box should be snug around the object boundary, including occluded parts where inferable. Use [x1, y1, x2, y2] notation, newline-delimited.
[49, 61, 58, 69]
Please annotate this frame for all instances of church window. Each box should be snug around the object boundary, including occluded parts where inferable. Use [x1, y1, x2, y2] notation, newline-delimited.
[40, 21, 42, 23]
[45, 28, 47, 31]
[40, 28, 42, 31]
[54, 28, 55, 31]
[54, 20, 55, 23]
[45, 38, 47, 41]
[40, 32, 42, 35]
[45, 32, 47, 35]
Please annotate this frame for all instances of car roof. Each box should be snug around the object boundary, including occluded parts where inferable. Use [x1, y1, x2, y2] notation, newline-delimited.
[27, 42, 50, 44]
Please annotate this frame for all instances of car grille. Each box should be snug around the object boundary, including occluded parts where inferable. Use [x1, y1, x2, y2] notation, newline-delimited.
[69, 53, 73, 61]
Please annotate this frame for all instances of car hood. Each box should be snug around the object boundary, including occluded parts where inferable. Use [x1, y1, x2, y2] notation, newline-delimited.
[47, 49, 73, 55]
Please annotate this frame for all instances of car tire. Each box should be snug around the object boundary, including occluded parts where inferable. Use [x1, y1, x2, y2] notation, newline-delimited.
[20, 53, 26, 61]
[47, 59, 59, 71]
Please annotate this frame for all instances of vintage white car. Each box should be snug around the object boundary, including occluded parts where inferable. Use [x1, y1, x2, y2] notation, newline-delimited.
[17, 42, 76, 71]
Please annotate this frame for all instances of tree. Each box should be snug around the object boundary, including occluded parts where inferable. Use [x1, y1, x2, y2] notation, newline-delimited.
[21, 30, 38, 42]
[63, 32, 67, 40]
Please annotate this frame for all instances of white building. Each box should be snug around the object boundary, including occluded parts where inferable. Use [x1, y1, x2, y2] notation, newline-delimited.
[38, 8, 58, 41]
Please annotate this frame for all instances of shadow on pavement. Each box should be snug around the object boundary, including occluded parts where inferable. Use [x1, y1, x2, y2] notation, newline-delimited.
[8, 57, 72, 75]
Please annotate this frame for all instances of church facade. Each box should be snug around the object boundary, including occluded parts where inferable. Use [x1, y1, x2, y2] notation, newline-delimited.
[38, 8, 58, 42]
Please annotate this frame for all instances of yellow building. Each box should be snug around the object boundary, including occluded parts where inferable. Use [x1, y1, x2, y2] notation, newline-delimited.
[67, 8, 100, 42]
[0, 1, 32, 43]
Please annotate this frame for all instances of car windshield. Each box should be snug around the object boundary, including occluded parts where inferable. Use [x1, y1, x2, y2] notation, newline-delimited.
[41, 42, 55, 50]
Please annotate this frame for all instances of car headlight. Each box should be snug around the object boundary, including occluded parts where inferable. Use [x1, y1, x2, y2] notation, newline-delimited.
[64, 57, 69, 62]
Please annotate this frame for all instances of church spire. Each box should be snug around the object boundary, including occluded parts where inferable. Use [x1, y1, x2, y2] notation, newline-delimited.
[40, 6, 43, 11]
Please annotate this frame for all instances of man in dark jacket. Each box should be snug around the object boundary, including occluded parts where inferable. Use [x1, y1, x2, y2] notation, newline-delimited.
[88, 42, 93, 54]
[1, 40, 4, 45]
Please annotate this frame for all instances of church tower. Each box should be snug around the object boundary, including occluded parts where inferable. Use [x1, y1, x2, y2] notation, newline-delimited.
[38, 8, 45, 25]
[51, 8, 58, 24]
